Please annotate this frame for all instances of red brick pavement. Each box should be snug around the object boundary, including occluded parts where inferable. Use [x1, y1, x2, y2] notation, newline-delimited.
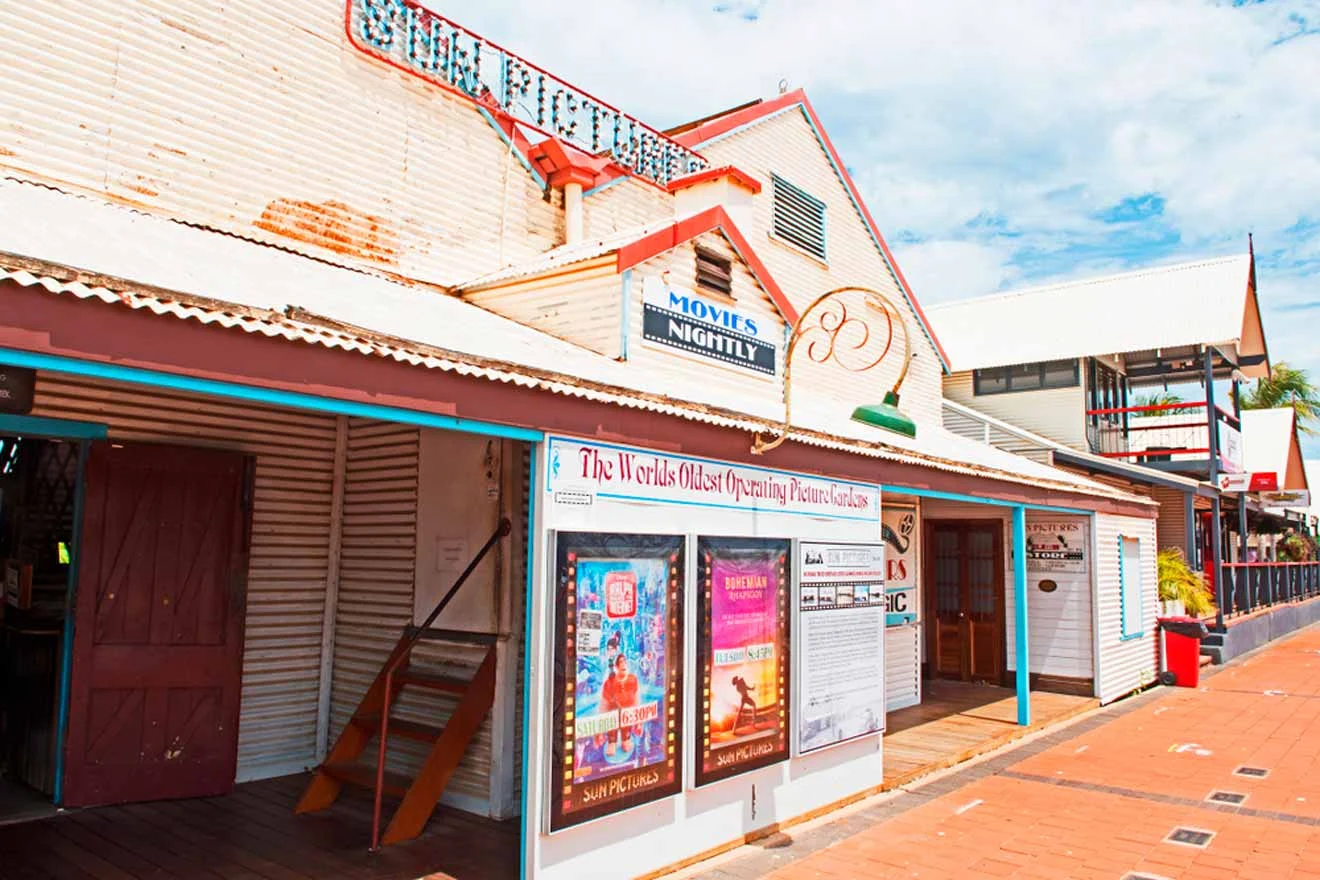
[695, 625, 1320, 880]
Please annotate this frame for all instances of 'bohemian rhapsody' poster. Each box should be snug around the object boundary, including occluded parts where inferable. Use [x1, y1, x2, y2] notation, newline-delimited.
[695, 536, 791, 786]
[550, 532, 684, 831]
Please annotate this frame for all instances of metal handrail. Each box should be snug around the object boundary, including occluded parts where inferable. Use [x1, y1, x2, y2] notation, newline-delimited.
[371, 516, 512, 851]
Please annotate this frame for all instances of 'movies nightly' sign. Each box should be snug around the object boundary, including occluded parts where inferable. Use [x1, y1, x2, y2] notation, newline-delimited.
[641, 277, 778, 377]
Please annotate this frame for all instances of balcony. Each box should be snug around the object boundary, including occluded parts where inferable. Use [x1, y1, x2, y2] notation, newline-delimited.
[1084, 401, 1243, 476]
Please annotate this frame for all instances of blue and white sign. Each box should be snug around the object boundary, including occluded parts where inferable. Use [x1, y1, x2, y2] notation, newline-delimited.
[641, 277, 778, 377]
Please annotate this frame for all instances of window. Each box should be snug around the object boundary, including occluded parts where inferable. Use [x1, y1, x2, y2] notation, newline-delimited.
[771, 174, 827, 260]
[695, 247, 733, 297]
[973, 359, 1079, 395]
[1119, 535, 1144, 639]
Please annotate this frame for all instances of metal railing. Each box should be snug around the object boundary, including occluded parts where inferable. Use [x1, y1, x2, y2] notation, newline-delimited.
[1220, 562, 1320, 618]
[1085, 401, 1242, 472]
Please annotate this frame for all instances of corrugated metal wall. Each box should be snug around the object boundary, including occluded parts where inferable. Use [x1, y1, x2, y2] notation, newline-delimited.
[30, 372, 338, 780]
[885, 626, 920, 711]
[1094, 513, 1160, 704]
[1151, 487, 1191, 556]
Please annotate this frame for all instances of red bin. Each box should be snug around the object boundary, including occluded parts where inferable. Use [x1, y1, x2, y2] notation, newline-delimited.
[1158, 616, 1208, 688]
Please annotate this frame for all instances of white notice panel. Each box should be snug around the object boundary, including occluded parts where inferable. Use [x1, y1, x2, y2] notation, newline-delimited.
[795, 541, 886, 755]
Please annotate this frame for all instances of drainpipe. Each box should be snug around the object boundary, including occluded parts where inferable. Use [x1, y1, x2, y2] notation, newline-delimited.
[563, 181, 584, 246]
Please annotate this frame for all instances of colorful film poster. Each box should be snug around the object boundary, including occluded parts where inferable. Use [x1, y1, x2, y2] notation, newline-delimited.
[695, 536, 791, 786]
[550, 532, 684, 832]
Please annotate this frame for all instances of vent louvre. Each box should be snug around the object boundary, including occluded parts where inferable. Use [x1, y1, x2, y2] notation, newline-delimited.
[771, 174, 827, 260]
[695, 247, 733, 296]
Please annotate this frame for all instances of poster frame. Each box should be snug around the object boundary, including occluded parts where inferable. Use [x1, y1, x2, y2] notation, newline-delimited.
[792, 539, 887, 757]
[693, 535, 792, 787]
[547, 530, 686, 833]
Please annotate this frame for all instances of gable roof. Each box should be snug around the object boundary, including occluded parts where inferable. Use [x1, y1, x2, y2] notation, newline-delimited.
[927, 254, 1270, 374]
[457, 205, 799, 324]
[668, 89, 952, 374]
[1242, 408, 1308, 491]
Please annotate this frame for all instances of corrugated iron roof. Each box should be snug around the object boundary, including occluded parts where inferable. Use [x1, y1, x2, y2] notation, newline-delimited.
[0, 178, 1148, 504]
[927, 255, 1257, 372]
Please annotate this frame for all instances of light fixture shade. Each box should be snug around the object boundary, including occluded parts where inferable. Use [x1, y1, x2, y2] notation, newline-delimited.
[850, 391, 917, 439]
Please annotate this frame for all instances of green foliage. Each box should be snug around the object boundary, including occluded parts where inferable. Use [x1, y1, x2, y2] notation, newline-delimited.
[1132, 391, 1195, 414]
[1157, 548, 1216, 616]
[1242, 362, 1320, 434]
[1279, 531, 1317, 562]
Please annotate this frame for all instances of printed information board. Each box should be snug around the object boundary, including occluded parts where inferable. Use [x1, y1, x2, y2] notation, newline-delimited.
[695, 536, 791, 786]
[795, 541, 886, 754]
[550, 532, 685, 831]
[1025, 520, 1087, 574]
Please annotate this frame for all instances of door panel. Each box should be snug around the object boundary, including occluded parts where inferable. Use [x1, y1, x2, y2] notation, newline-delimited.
[924, 521, 1005, 683]
[63, 442, 250, 807]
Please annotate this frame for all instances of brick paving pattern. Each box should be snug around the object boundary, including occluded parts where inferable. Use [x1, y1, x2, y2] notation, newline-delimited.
[686, 625, 1320, 880]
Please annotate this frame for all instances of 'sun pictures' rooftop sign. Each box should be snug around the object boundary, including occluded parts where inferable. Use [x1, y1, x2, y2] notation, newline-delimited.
[349, 0, 709, 188]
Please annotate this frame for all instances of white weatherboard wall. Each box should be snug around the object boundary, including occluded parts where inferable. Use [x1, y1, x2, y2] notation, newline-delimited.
[1021, 514, 1094, 683]
[942, 372, 1089, 451]
[526, 436, 884, 880]
[1094, 513, 1160, 704]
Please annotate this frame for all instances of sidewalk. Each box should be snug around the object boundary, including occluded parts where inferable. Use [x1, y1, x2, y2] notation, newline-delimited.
[680, 625, 1320, 880]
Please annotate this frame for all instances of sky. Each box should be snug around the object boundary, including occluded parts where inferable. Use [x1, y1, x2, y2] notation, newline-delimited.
[456, 0, 1320, 452]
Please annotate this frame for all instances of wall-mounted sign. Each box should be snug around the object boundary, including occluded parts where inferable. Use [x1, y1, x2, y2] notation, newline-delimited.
[546, 436, 880, 524]
[695, 536, 791, 786]
[795, 541, 885, 754]
[1025, 520, 1087, 574]
[347, 0, 706, 188]
[1219, 472, 1280, 493]
[1260, 490, 1310, 509]
[641, 278, 778, 377]
[549, 532, 685, 831]
[881, 506, 918, 626]
[0, 365, 35, 415]
[1220, 422, 1244, 473]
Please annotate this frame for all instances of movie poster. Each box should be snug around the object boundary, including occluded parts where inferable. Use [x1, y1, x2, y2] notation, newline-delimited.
[550, 532, 684, 832]
[695, 536, 791, 786]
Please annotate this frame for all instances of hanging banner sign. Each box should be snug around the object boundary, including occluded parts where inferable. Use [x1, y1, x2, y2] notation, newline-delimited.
[346, 0, 706, 188]
[549, 532, 685, 831]
[641, 277, 778, 377]
[546, 436, 881, 524]
[695, 536, 791, 786]
[1219, 471, 1281, 494]
[795, 541, 885, 755]
[1260, 489, 1310, 509]
[881, 506, 918, 626]
[1025, 520, 1087, 574]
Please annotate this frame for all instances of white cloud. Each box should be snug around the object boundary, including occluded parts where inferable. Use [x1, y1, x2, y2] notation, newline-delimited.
[890, 240, 1022, 305]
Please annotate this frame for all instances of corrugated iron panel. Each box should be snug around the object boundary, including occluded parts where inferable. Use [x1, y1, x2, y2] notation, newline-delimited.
[0, 0, 563, 285]
[328, 419, 495, 813]
[1094, 513, 1160, 704]
[1151, 487, 1190, 555]
[30, 372, 337, 780]
[884, 625, 920, 712]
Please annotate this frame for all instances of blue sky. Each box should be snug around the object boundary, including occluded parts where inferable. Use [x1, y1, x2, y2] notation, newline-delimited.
[458, 0, 1320, 451]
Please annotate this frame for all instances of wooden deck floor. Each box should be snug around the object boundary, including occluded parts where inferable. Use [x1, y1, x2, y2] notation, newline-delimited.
[0, 773, 518, 880]
[882, 681, 1097, 789]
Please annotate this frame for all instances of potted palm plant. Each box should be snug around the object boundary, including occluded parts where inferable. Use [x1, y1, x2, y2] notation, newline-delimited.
[1157, 548, 1215, 618]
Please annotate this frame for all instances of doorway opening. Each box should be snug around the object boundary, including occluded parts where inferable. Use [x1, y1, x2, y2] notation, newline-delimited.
[0, 434, 80, 824]
[925, 519, 1006, 684]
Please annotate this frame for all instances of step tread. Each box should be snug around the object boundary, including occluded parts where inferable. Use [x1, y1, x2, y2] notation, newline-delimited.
[396, 668, 470, 693]
[320, 762, 412, 797]
[352, 712, 445, 743]
[406, 626, 499, 646]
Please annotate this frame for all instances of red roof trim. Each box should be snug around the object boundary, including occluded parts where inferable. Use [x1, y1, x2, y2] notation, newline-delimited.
[673, 90, 952, 371]
[665, 165, 762, 195]
[616, 206, 799, 326]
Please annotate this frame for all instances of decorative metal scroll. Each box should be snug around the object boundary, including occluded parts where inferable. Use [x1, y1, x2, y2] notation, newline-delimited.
[347, 0, 709, 188]
[752, 286, 914, 454]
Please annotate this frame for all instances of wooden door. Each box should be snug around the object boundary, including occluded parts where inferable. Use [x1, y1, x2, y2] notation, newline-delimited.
[925, 521, 1005, 683]
[63, 442, 251, 807]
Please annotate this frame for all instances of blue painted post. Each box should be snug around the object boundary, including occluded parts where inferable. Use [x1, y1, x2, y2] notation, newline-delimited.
[1012, 505, 1030, 726]
[518, 447, 537, 880]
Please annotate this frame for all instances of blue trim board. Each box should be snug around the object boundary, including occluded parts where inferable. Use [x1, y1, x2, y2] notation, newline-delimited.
[519, 448, 537, 880]
[477, 106, 547, 190]
[52, 439, 90, 804]
[881, 485, 1096, 516]
[619, 270, 633, 360]
[1011, 506, 1030, 727]
[1118, 534, 1145, 640]
[0, 348, 543, 444]
[0, 414, 107, 440]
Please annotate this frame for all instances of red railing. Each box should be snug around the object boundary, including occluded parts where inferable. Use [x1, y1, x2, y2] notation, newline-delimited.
[1085, 401, 1242, 471]
[1220, 562, 1320, 617]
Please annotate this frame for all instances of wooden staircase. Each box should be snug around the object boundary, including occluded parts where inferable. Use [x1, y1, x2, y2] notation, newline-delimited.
[295, 518, 511, 850]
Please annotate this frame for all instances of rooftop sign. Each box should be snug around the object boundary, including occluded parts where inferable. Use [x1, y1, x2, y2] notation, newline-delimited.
[348, 0, 709, 188]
